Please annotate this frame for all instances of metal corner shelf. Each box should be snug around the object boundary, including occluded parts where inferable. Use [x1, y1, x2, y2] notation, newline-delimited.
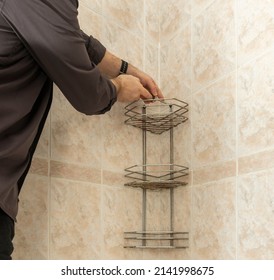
[123, 98, 190, 249]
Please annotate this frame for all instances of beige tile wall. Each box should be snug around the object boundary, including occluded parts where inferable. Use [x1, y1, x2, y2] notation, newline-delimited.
[160, 0, 274, 260]
[13, 0, 274, 260]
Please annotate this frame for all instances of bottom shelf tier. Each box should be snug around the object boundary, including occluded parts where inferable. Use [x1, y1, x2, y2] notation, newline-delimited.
[124, 231, 189, 249]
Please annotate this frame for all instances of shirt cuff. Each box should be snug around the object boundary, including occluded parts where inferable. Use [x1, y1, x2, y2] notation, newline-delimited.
[80, 31, 106, 65]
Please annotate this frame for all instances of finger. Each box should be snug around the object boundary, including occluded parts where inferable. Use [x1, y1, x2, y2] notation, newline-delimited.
[146, 80, 158, 97]
[146, 79, 165, 99]
[140, 87, 153, 100]
[156, 87, 164, 99]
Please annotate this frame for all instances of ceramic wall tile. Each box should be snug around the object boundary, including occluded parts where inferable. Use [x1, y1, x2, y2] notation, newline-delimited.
[238, 0, 274, 65]
[50, 178, 102, 259]
[144, 42, 159, 84]
[103, 0, 144, 36]
[79, 0, 102, 14]
[193, 160, 236, 186]
[78, 3, 103, 40]
[192, 0, 235, 91]
[102, 169, 128, 187]
[192, 178, 236, 259]
[238, 50, 274, 156]
[145, 130, 168, 167]
[160, 24, 191, 99]
[51, 87, 102, 169]
[13, 175, 49, 260]
[192, 74, 236, 168]
[103, 21, 144, 69]
[101, 102, 142, 173]
[102, 186, 143, 259]
[50, 160, 101, 184]
[160, 0, 191, 41]
[239, 149, 274, 175]
[238, 169, 274, 259]
[192, 0, 216, 16]
[145, 0, 160, 43]
[29, 157, 49, 177]
[145, 190, 166, 232]
[174, 186, 191, 235]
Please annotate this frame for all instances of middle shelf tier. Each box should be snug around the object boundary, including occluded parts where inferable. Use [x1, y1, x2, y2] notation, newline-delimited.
[125, 163, 189, 190]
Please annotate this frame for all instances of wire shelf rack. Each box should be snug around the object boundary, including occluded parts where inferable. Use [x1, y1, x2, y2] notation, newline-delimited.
[124, 98, 189, 134]
[123, 98, 190, 249]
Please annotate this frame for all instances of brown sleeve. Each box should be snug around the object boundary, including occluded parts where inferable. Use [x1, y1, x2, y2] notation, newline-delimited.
[1, 0, 116, 115]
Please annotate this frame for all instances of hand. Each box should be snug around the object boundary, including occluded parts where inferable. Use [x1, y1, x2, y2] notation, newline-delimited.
[127, 65, 164, 99]
[97, 50, 164, 99]
[111, 75, 153, 103]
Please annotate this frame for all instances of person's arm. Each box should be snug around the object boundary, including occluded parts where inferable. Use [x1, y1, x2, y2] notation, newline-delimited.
[78, 31, 164, 102]
[2, 0, 154, 115]
[2, 0, 116, 115]
[78, 34, 158, 102]
[97, 51, 164, 99]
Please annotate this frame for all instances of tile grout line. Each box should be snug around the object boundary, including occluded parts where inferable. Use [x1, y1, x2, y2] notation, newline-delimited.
[157, 0, 161, 87]
[143, 0, 146, 73]
[235, 0, 239, 260]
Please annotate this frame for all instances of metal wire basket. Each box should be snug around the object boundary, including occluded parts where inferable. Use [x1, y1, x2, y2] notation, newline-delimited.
[124, 98, 189, 134]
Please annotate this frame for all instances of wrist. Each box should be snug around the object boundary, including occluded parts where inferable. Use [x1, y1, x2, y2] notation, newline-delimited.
[119, 60, 128, 75]
[126, 63, 141, 78]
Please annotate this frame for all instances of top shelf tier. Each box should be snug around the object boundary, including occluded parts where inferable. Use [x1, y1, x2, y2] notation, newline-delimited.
[124, 98, 189, 134]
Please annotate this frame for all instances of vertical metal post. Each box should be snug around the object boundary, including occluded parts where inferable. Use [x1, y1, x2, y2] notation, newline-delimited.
[169, 105, 174, 247]
[142, 106, 147, 247]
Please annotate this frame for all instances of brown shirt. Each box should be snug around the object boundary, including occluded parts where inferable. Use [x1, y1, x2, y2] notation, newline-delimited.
[0, 0, 117, 220]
